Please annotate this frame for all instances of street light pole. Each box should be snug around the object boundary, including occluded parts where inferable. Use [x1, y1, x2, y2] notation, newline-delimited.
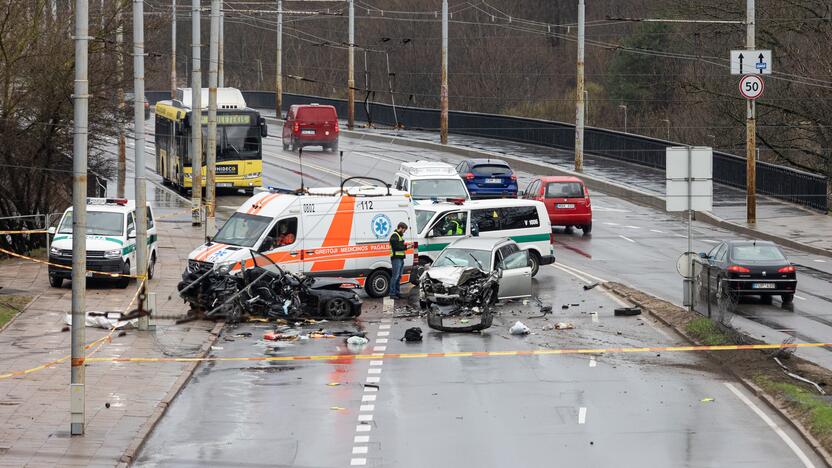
[170, 0, 176, 98]
[70, 0, 89, 437]
[619, 104, 628, 133]
[439, 0, 449, 144]
[133, 0, 149, 331]
[191, 0, 202, 226]
[218, 6, 224, 87]
[574, 0, 585, 172]
[275, 0, 283, 118]
[116, 7, 126, 198]
[746, 0, 757, 223]
[347, 0, 355, 129]
[206, 0, 219, 235]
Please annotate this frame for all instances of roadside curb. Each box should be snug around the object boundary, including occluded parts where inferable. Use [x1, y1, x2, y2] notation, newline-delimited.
[337, 127, 832, 258]
[0, 292, 41, 334]
[606, 284, 832, 468]
[118, 321, 225, 467]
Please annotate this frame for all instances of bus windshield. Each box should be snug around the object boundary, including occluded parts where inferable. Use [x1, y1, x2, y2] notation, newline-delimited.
[58, 211, 124, 236]
[212, 213, 272, 247]
[203, 124, 261, 161]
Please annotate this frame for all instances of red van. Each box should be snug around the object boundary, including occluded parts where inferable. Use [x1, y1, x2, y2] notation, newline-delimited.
[522, 176, 592, 234]
[282, 104, 340, 153]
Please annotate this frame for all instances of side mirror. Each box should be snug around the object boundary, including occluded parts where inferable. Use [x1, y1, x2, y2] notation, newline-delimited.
[128, 229, 136, 239]
[471, 224, 479, 237]
[496, 268, 504, 278]
[698, 252, 709, 259]
[259, 236, 275, 253]
[47, 226, 56, 235]
[260, 118, 269, 138]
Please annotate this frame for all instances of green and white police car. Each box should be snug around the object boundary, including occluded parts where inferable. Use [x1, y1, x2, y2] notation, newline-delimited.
[48, 198, 158, 288]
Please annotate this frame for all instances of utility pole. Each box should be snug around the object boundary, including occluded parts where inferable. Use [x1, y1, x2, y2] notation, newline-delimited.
[218, 7, 224, 87]
[275, 0, 283, 118]
[574, 0, 585, 171]
[133, 0, 149, 331]
[116, 7, 126, 198]
[170, 0, 177, 98]
[191, 0, 203, 226]
[206, 0, 219, 235]
[746, 0, 757, 223]
[440, 0, 448, 144]
[347, 0, 355, 129]
[70, 0, 89, 437]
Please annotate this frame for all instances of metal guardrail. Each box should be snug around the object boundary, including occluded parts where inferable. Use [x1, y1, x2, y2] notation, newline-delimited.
[147, 91, 829, 211]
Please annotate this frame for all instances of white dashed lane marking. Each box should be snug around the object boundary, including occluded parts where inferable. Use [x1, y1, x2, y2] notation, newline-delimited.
[578, 407, 587, 424]
[619, 235, 636, 243]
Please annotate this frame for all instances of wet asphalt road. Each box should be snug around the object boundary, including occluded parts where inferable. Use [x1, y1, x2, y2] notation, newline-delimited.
[130, 127, 825, 467]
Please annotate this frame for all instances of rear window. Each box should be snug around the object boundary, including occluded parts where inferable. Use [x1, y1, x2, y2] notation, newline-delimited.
[546, 182, 584, 198]
[296, 106, 337, 122]
[731, 245, 786, 262]
[472, 164, 512, 176]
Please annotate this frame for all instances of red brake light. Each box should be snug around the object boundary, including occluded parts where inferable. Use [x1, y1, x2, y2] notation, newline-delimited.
[465, 172, 474, 181]
[447, 198, 465, 205]
[778, 265, 796, 273]
[334, 124, 340, 133]
[727, 265, 751, 273]
[510, 174, 517, 181]
[292, 122, 300, 133]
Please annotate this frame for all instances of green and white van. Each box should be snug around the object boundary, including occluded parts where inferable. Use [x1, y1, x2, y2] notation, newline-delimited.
[413, 198, 555, 276]
[48, 198, 158, 288]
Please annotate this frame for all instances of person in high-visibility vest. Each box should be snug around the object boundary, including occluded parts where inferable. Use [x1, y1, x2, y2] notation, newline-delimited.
[388, 222, 409, 299]
[444, 213, 465, 236]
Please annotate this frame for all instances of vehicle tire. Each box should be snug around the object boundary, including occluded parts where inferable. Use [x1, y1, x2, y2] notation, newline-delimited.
[323, 297, 352, 320]
[244, 188, 255, 196]
[365, 269, 391, 298]
[49, 275, 63, 288]
[564, 225, 574, 234]
[117, 261, 130, 289]
[488, 285, 499, 305]
[781, 293, 794, 304]
[147, 252, 156, 280]
[419, 299, 428, 310]
[529, 250, 541, 277]
[582, 222, 592, 234]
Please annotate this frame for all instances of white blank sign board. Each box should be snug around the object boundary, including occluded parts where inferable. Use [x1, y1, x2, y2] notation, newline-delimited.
[666, 146, 713, 212]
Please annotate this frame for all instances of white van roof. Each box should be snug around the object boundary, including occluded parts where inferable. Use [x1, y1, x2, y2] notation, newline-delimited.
[256, 185, 409, 198]
[64, 198, 139, 213]
[398, 160, 458, 177]
[177, 87, 247, 110]
[243, 186, 411, 218]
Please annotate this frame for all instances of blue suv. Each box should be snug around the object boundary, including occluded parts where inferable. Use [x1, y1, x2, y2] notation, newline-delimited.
[456, 159, 518, 199]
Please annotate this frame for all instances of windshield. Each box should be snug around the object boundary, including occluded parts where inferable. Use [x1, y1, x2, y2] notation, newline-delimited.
[415, 209, 437, 233]
[58, 211, 124, 236]
[212, 213, 272, 247]
[546, 182, 584, 198]
[411, 179, 468, 199]
[434, 248, 492, 271]
[202, 123, 260, 161]
[731, 244, 787, 262]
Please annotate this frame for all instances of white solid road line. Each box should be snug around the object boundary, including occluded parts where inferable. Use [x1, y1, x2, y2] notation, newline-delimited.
[724, 382, 816, 468]
[795, 295, 807, 301]
[619, 235, 636, 243]
[556, 262, 608, 284]
[814, 259, 827, 263]
[589, 356, 597, 367]
[624, 225, 640, 229]
[649, 229, 664, 233]
[603, 222, 620, 226]
[578, 407, 587, 424]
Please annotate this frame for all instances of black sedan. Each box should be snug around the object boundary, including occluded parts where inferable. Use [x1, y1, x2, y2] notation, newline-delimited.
[697, 240, 797, 304]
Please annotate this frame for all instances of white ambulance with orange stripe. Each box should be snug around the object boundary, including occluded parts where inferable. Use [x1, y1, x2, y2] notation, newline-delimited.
[185, 179, 417, 297]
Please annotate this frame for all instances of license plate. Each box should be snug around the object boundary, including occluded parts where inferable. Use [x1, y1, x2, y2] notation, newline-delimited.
[485, 178, 501, 184]
[556, 203, 575, 209]
[752, 283, 775, 289]
[302, 129, 316, 135]
[86, 271, 94, 278]
[217, 182, 233, 187]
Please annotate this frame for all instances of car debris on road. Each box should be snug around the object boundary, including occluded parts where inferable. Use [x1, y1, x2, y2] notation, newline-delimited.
[509, 321, 531, 335]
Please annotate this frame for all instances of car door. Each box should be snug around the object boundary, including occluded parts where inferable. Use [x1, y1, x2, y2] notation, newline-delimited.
[708, 243, 727, 291]
[497, 248, 532, 299]
[260, 216, 303, 273]
[425, 210, 468, 253]
[125, 211, 136, 273]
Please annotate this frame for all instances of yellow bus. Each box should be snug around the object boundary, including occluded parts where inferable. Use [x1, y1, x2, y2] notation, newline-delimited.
[154, 88, 267, 195]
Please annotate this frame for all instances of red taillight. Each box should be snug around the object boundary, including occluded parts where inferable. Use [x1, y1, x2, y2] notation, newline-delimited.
[510, 174, 517, 181]
[727, 265, 751, 273]
[334, 125, 340, 133]
[292, 122, 300, 133]
[778, 265, 796, 273]
[465, 172, 474, 181]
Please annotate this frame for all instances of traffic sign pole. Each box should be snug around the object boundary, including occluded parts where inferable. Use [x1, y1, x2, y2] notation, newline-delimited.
[746, 0, 756, 224]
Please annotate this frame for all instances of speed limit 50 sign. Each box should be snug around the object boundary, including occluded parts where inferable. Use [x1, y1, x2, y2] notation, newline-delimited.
[739, 74, 764, 100]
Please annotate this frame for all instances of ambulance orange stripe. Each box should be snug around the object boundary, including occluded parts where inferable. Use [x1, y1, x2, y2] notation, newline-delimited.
[311, 196, 355, 272]
[195, 242, 227, 262]
[246, 193, 280, 215]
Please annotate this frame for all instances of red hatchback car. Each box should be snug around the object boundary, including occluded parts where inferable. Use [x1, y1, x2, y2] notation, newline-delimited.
[282, 104, 340, 153]
[522, 176, 592, 234]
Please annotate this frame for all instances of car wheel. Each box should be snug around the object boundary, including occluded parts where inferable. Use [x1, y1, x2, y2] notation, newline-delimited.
[564, 225, 573, 234]
[147, 252, 156, 280]
[781, 293, 794, 304]
[117, 261, 131, 289]
[529, 251, 541, 277]
[365, 269, 391, 298]
[582, 222, 592, 234]
[323, 297, 352, 320]
[49, 275, 63, 288]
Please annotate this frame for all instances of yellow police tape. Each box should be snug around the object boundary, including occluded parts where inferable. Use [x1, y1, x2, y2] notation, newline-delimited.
[0, 246, 147, 280]
[0, 279, 146, 380]
[7, 341, 830, 372]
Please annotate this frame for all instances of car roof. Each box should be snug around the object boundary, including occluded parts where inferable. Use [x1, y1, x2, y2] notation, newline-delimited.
[416, 198, 542, 210]
[446, 236, 513, 250]
[537, 176, 584, 183]
[464, 158, 510, 166]
[725, 240, 779, 247]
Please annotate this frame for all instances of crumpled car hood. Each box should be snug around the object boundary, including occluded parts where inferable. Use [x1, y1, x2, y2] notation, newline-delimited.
[423, 266, 485, 286]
